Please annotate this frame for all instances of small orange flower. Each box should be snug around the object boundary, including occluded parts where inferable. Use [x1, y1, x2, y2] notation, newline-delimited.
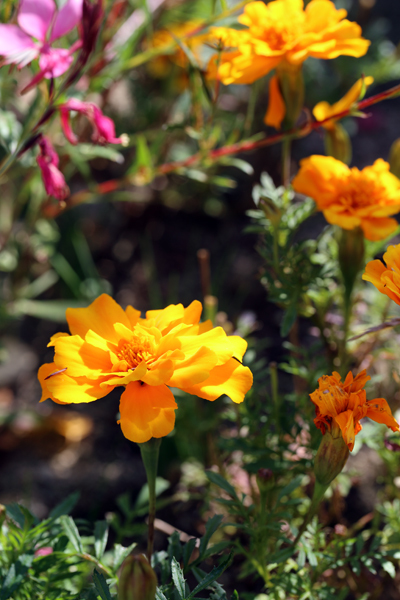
[38, 295, 253, 444]
[310, 370, 399, 451]
[208, 0, 370, 85]
[292, 156, 400, 241]
[363, 244, 400, 305]
[313, 76, 374, 130]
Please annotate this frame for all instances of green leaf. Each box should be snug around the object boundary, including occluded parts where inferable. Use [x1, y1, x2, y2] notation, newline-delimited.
[277, 476, 304, 502]
[92, 569, 113, 600]
[50, 491, 80, 519]
[0, 556, 32, 600]
[206, 471, 238, 500]
[10, 299, 86, 321]
[382, 561, 396, 578]
[71, 143, 124, 164]
[94, 521, 109, 560]
[183, 538, 198, 569]
[60, 515, 84, 553]
[16, 270, 58, 300]
[199, 515, 223, 559]
[5, 504, 26, 528]
[113, 542, 137, 570]
[267, 547, 295, 565]
[280, 304, 298, 338]
[135, 477, 170, 508]
[171, 557, 186, 599]
[187, 552, 233, 599]
[156, 589, 168, 600]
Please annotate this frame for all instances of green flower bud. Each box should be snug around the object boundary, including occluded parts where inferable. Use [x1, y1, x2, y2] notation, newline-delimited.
[275, 63, 304, 129]
[118, 554, 157, 600]
[389, 138, 400, 179]
[324, 124, 352, 165]
[314, 430, 349, 487]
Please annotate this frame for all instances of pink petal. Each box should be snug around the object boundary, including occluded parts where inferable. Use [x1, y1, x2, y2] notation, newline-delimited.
[18, 0, 55, 42]
[50, 0, 83, 41]
[59, 107, 79, 144]
[0, 24, 36, 56]
[38, 47, 74, 77]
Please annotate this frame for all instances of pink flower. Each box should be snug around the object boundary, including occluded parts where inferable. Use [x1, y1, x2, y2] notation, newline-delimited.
[59, 99, 122, 145]
[34, 546, 53, 557]
[37, 136, 69, 201]
[0, 0, 82, 81]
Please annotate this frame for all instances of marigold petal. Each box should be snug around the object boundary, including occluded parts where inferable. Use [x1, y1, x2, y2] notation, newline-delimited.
[38, 363, 67, 403]
[362, 259, 388, 294]
[178, 327, 247, 365]
[125, 305, 141, 328]
[53, 334, 112, 378]
[264, 75, 286, 129]
[101, 361, 148, 387]
[361, 217, 398, 241]
[66, 294, 131, 343]
[166, 347, 218, 388]
[365, 398, 400, 432]
[48, 331, 70, 347]
[334, 409, 357, 451]
[181, 358, 253, 404]
[41, 366, 111, 404]
[119, 382, 177, 443]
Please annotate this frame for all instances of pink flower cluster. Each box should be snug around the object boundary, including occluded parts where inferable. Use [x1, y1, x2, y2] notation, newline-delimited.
[0, 0, 82, 87]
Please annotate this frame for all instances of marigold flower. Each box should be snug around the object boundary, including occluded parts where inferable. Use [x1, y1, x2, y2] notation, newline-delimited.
[38, 295, 253, 444]
[148, 20, 207, 74]
[208, 0, 369, 85]
[313, 76, 374, 130]
[310, 370, 399, 451]
[292, 156, 400, 241]
[0, 0, 82, 86]
[363, 244, 400, 305]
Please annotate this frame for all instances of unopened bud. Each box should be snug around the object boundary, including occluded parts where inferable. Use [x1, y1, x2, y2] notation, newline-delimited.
[324, 124, 352, 165]
[118, 554, 157, 600]
[389, 138, 400, 179]
[275, 63, 304, 129]
[256, 468, 273, 493]
[338, 226, 365, 302]
[260, 197, 281, 228]
[314, 430, 349, 486]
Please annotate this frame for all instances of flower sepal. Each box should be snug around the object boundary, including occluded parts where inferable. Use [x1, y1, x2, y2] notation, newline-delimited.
[314, 429, 350, 487]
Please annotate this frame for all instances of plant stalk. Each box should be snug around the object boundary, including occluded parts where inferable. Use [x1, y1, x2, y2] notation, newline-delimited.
[138, 437, 162, 561]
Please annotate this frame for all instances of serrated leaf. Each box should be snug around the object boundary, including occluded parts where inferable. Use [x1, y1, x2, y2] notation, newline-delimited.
[156, 589, 168, 600]
[60, 515, 83, 553]
[183, 538, 198, 569]
[199, 515, 223, 559]
[206, 472, 238, 500]
[5, 504, 26, 529]
[92, 569, 113, 600]
[171, 557, 186, 599]
[187, 552, 233, 599]
[113, 542, 137, 569]
[50, 491, 80, 519]
[94, 521, 109, 560]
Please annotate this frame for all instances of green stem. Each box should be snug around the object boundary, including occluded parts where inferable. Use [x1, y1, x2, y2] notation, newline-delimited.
[293, 480, 328, 546]
[281, 138, 292, 187]
[138, 437, 162, 561]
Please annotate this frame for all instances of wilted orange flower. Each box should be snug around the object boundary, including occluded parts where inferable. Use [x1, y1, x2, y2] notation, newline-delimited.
[292, 156, 400, 241]
[363, 244, 400, 305]
[38, 295, 253, 444]
[313, 76, 374, 130]
[310, 370, 399, 451]
[208, 0, 369, 85]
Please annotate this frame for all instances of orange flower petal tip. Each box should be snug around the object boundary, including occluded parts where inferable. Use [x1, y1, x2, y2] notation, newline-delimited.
[310, 370, 399, 451]
[38, 295, 253, 443]
[313, 76, 374, 128]
[363, 244, 400, 306]
[292, 156, 400, 241]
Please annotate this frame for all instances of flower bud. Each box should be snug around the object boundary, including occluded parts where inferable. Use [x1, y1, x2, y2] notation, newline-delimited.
[256, 468, 273, 493]
[275, 62, 304, 129]
[324, 124, 352, 165]
[314, 430, 349, 487]
[389, 138, 400, 179]
[338, 226, 365, 302]
[118, 554, 157, 600]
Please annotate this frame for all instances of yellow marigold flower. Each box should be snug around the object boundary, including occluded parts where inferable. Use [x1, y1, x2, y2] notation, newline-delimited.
[310, 370, 399, 451]
[313, 76, 374, 130]
[292, 156, 400, 241]
[363, 244, 400, 305]
[38, 295, 253, 444]
[208, 0, 370, 85]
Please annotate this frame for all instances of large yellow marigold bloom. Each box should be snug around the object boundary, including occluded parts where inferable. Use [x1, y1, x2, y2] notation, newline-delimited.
[208, 0, 370, 85]
[292, 156, 400, 241]
[38, 295, 253, 444]
[310, 370, 399, 451]
[363, 244, 400, 305]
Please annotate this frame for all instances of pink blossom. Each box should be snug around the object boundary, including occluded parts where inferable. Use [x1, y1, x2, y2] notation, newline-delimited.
[59, 99, 122, 145]
[37, 136, 69, 201]
[34, 546, 53, 557]
[0, 0, 83, 82]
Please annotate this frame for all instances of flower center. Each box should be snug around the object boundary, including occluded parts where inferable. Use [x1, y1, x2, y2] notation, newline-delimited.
[116, 336, 155, 369]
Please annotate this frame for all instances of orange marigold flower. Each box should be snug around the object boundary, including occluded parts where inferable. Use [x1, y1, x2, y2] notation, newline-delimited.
[292, 156, 400, 241]
[208, 0, 370, 85]
[313, 76, 374, 130]
[363, 244, 400, 305]
[310, 370, 399, 451]
[38, 295, 253, 444]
